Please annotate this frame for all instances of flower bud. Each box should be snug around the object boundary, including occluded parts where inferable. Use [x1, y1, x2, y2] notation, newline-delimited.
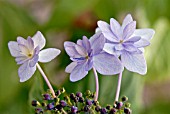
[70, 93, 75, 100]
[116, 102, 123, 109]
[60, 87, 65, 93]
[109, 108, 117, 114]
[47, 102, 55, 110]
[71, 106, 78, 113]
[60, 100, 67, 107]
[43, 93, 51, 100]
[76, 92, 83, 98]
[106, 105, 111, 110]
[100, 108, 107, 114]
[125, 103, 131, 108]
[35, 108, 43, 114]
[84, 105, 90, 112]
[86, 99, 92, 106]
[78, 97, 84, 103]
[95, 106, 101, 112]
[32, 100, 40, 107]
[121, 96, 128, 102]
[124, 108, 131, 114]
[55, 90, 61, 96]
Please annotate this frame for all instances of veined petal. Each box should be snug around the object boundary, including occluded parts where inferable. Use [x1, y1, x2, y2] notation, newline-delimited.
[115, 44, 124, 51]
[32, 31, 46, 50]
[18, 61, 36, 82]
[27, 37, 34, 51]
[103, 43, 116, 55]
[64, 41, 80, 57]
[70, 62, 88, 82]
[97, 21, 118, 42]
[121, 52, 147, 75]
[15, 56, 28, 64]
[38, 48, 61, 63]
[82, 36, 91, 53]
[17, 36, 27, 45]
[8, 41, 20, 57]
[122, 14, 133, 31]
[123, 21, 136, 40]
[124, 36, 141, 42]
[132, 29, 155, 41]
[134, 39, 150, 48]
[65, 62, 77, 73]
[123, 44, 138, 52]
[29, 54, 39, 67]
[75, 44, 87, 56]
[77, 40, 83, 46]
[18, 44, 29, 56]
[93, 52, 123, 75]
[110, 18, 121, 39]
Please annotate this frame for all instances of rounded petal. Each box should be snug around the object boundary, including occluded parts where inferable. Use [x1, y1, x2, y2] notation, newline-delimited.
[121, 52, 147, 75]
[134, 39, 150, 48]
[32, 31, 46, 50]
[132, 29, 155, 41]
[64, 41, 80, 57]
[97, 21, 118, 42]
[70, 63, 88, 82]
[29, 54, 39, 67]
[82, 36, 91, 53]
[18, 61, 36, 82]
[17, 36, 27, 45]
[123, 21, 136, 40]
[65, 62, 77, 73]
[110, 18, 121, 39]
[38, 48, 61, 63]
[122, 14, 133, 31]
[93, 53, 123, 75]
[15, 56, 29, 64]
[124, 36, 141, 42]
[103, 43, 116, 55]
[75, 45, 87, 56]
[8, 41, 20, 57]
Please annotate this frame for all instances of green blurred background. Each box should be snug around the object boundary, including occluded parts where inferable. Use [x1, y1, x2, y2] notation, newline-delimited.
[0, 0, 170, 113]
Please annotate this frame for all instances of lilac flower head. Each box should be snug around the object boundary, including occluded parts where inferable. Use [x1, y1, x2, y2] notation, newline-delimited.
[8, 31, 61, 82]
[98, 14, 155, 75]
[64, 33, 123, 82]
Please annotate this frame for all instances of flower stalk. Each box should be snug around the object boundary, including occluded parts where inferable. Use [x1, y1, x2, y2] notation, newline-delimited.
[36, 63, 56, 98]
[115, 72, 123, 101]
[92, 67, 99, 101]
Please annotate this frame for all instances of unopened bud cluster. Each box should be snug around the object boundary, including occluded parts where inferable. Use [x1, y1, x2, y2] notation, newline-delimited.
[31, 89, 131, 114]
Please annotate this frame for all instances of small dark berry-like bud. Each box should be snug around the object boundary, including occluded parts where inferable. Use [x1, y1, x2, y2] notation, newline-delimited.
[35, 108, 43, 114]
[32, 100, 40, 107]
[47, 102, 55, 110]
[121, 96, 128, 102]
[76, 92, 83, 97]
[60, 87, 65, 93]
[113, 101, 118, 108]
[93, 101, 99, 106]
[78, 97, 84, 103]
[109, 108, 117, 114]
[55, 104, 62, 110]
[43, 93, 51, 100]
[106, 105, 111, 110]
[100, 108, 107, 114]
[71, 106, 78, 113]
[70, 93, 75, 100]
[86, 99, 92, 106]
[60, 100, 67, 107]
[95, 106, 101, 112]
[84, 105, 90, 112]
[41, 102, 46, 107]
[55, 90, 61, 96]
[116, 102, 123, 109]
[124, 108, 131, 114]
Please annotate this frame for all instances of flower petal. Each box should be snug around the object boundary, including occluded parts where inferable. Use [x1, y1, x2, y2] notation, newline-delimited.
[70, 62, 88, 82]
[75, 44, 87, 56]
[123, 21, 136, 40]
[97, 21, 118, 42]
[110, 18, 121, 39]
[122, 14, 133, 31]
[124, 36, 141, 42]
[29, 54, 39, 67]
[82, 36, 91, 53]
[121, 52, 147, 75]
[134, 39, 150, 48]
[32, 31, 46, 50]
[132, 29, 155, 41]
[18, 61, 36, 82]
[8, 41, 20, 57]
[93, 52, 123, 75]
[103, 43, 116, 55]
[90, 33, 105, 55]
[64, 41, 80, 57]
[17, 36, 27, 45]
[38, 48, 61, 63]
[65, 62, 77, 73]
[27, 37, 34, 51]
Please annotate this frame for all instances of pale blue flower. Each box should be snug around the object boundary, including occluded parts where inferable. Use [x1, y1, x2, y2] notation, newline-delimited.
[64, 32, 123, 82]
[8, 31, 61, 82]
[97, 14, 155, 75]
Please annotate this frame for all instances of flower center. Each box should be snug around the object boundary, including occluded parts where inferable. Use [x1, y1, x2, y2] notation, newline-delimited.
[27, 53, 33, 58]
[119, 40, 123, 43]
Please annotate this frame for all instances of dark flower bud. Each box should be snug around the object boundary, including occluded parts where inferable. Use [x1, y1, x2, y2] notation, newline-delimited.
[121, 96, 128, 102]
[35, 108, 43, 114]
[106, 105, 111, 110]
[41, 102, 46, 107]
[60, 100, 67, 107]
[71, 106, 78, 113]
[124, 108, 131, 114]
[60, 87, 65, 93]
[76, 92, 83, 98]
[55, 104, 62, 110]
[55, 90, 61, 96]
[70, 93, 75, 100]
[109, 108, 117, 114]
[47, 102, 55, 110]
[100, 108, 107, 114]
[78, 97, 84, 103]
[95, 106, 101, 112]
[86, 99, 92, 106]
[32, 100, 40, 107]
[93, 100, 99, 106]
[43, 93, 51, 100]
[116, 102, 123, 109]
[84, 105, 90, 112]
[113, 101, 118, 108]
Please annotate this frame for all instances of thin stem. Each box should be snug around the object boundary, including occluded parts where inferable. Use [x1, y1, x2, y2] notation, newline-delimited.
[36, 63, 56, 98]
[92, 67, 99, 101]
[115, 72, 123, 101]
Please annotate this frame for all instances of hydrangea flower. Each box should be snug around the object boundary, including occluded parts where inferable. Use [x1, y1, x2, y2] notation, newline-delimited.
[64, 32, 123, 82]
[97, 14, 155, 75]
[8, 31, 61, 82]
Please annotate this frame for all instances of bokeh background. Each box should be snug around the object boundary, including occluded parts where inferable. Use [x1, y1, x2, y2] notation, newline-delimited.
[0, 0, 170, 113]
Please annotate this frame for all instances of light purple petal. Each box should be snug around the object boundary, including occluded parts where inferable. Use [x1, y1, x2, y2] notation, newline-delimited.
[38, 48, 60, 63]
[82, 36, 91, 53]
[132, 29, 155, 41]
[8, 41, 20, 57]
[124, 36, 141, 42]
[75, 45, 87, 56]
[115, 44, 124, 51]
[64, 41, 80, 57]
[70, 62, 88, 82]
[123, 44, 138, 52]
[123, 21, 136, 40]
[77, 40, 83, 46]
[27, 37, 34, 51]
[17, 36, 27, 45]
[29, 54, 39, 67]
[97, 21, 118, 42]
[121, 14, 133, 31]
[85, 59, 93, 71]
[121, 52, 147, 75]
[32, 31, 46, 50]
[103, 43, 116, 55]
[65, 62, 77, 73]
[18, 44, 29, 55]
[134, 39, 150, 48]
[93, 53, 123, 75]
[110, 18, 121, 39]
[18, 61, 36, 82]
[15, 56, 28, 64]
[90, 33, 105, 55]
